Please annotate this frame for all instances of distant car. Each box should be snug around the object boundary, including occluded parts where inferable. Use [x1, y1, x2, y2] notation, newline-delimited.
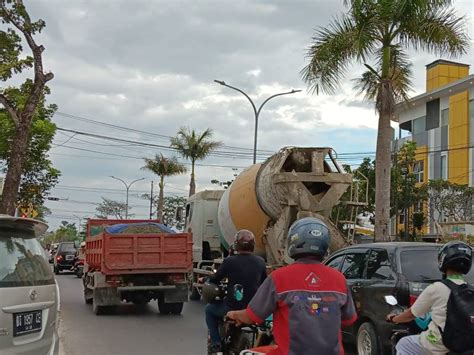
[0, 215, 59, 355]
[53, 242, 76, 275]
[324, 242, 474, 355]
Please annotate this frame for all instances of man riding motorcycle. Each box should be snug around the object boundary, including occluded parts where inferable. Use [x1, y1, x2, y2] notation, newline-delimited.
[386, 241, 473, 355]
[205, 230, 267, 354]
[227, 217, 357, 355]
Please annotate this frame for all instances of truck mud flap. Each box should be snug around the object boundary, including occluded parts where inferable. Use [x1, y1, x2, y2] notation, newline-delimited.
[93, 287, 121, 306]
[164, 283, 188, 303]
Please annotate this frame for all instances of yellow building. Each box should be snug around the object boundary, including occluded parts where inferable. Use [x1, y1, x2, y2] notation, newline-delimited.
[394, 60, 474, 236]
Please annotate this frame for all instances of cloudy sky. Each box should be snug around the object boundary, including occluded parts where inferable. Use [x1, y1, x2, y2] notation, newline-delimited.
[13, 0, 474, 229]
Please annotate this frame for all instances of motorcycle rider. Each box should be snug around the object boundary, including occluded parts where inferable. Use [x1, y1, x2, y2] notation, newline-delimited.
[227, 217, 357, 355]
[386, 241, 472, 355]
[205, 229, 267, 354]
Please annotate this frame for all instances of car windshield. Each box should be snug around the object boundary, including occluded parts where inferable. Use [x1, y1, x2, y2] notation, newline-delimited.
[0, 229, 55, 288]
[401, 248, 474, 284]
[59, 243, 76, 252]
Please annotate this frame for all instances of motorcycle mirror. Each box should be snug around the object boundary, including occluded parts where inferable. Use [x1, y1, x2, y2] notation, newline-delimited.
[384, 295, 398, 306]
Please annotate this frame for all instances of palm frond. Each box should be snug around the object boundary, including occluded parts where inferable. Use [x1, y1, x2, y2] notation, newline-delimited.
[142, 154, 187, 177]
[355, 46, 413, 106]
[398, 6, 468, 57]
[170, 127, 222, 162]
[301, 13, 377, 94]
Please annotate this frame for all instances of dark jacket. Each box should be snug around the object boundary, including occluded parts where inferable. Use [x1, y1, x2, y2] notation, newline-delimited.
[209, 253, 267, 310]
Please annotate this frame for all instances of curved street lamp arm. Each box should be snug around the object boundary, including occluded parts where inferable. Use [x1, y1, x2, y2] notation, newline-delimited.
[214, 81, 258, 117]
[129, 178, 145, 189]
[256, 90, 301, 117]
[110, 176, 128, 189]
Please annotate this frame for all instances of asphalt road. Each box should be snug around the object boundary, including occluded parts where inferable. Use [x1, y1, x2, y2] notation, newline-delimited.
[56, 272, 208, 355]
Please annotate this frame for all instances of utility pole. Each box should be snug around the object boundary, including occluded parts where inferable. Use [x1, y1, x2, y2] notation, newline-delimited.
[149, 181, 154, 220]
[214, 80, 301, 164]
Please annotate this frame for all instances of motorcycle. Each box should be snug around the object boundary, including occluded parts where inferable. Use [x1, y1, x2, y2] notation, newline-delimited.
[71, 252, 84, 278]
[384, 295, 472, 355]
[206, 282, 274, 355]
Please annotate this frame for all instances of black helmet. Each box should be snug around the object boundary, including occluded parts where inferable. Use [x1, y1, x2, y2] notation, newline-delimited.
[287, 217, 330, 260]
[233, 229, 255, 253]
[201, 282, 226, 304]
[438, 241, 472, 274]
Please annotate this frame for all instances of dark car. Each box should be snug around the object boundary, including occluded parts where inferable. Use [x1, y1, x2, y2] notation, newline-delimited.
[324, 242, 474, 355]
[53, 242, 77, 274]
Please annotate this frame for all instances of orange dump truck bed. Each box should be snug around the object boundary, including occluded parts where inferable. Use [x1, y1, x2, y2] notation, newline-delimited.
[85, 219, 193, 275]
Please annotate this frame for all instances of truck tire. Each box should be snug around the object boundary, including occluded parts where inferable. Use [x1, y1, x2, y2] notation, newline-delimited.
[84, 288, 93, 305]
[357, 322, 380, 355]
[190, 287, 201, 301]
[158, 300, 183, 315]
[92, 299, 105, 315]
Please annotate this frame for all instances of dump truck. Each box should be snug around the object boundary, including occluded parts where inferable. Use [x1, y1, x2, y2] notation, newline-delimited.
[83, 219, 193, 315]
[187, 147, 353, 295]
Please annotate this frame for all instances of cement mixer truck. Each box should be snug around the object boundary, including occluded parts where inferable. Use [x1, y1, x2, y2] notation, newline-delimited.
[186, 147, 353, 297]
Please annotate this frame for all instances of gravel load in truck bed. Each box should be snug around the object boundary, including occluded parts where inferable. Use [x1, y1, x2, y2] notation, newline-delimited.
[105, 223, 175, 234]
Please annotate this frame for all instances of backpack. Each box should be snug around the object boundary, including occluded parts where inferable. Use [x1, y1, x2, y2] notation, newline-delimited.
[440, 279, 474, 353]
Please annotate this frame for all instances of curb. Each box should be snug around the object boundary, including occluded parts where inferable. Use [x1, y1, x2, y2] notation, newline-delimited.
[58, 316, 67, 355]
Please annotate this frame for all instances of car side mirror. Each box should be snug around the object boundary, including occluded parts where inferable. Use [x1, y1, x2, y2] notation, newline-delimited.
[384, 295, 398, 306]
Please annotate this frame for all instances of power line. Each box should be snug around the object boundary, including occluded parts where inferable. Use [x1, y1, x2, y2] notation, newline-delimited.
[56, 111, 276, 154]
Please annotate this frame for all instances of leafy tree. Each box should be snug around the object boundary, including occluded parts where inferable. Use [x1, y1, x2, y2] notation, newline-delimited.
[421, 180, 474, 222]
[95, 197, 129, 219]
[170, 127, 222, 196]
[0, 0, 55, 215]
[162, 196, 187, 230]
[142, 154, 186, 221]
[302, 0, 468, 240]
[41, 221, 79, 246]
[0, 83, 59, 210]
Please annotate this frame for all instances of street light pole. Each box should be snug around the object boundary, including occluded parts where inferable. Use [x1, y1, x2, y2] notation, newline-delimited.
[214, 80, 301, 164]
[110, 176, 145, 219]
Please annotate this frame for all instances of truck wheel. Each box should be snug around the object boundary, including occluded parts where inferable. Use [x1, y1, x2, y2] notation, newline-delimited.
[84, 289, 93, 305]
[357, 322, 379, 355]
[158, 300, 183, 315]
[190, 287, 201, 301]
[92, 293, 112, 315]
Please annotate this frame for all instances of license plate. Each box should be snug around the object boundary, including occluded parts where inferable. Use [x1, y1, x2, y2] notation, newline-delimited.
[66, 255, 74, 260]
[13, 310, 42, 337]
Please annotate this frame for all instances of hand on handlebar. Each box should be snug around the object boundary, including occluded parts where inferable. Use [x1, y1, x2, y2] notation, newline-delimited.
[386, 313, 397, 323]
[226, 311, 243, 326]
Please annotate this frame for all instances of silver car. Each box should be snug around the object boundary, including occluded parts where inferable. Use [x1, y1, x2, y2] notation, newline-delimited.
[0, 215, 59, 355]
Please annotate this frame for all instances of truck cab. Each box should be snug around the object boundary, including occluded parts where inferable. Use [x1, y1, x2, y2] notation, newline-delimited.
[185, 190, 224, 262]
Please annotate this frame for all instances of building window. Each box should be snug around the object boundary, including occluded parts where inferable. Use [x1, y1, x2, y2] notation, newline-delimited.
[399, 214, 405, 224]
[412, 116, 426, 134]
[441, 108, 449, 127]
[415, 201, 423, 212]
[441, 154, 447, 180]
[414, 161, 424, 183]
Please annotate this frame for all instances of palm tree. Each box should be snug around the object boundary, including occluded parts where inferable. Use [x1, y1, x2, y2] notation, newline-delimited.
[302, 0, 468, 240]
[170, 127, 223, 196]
[142, 154, 187, 220]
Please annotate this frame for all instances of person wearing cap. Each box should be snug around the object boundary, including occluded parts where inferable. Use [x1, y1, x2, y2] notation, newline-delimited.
[227, 217, 357, 355]
[205, 229, 267, 354]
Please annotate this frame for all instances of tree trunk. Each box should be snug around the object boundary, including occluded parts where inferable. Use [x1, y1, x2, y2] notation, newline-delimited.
[189, 161, 196, 197]
[157, 175, 164, 222]
[374, 80, 394, 241]
[0, 121, 31, 215]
